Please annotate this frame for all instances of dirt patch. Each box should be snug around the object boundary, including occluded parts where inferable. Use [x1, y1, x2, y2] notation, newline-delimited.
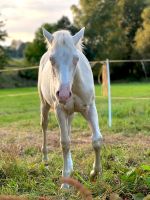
[1, 128, 150, 154]
[103, 133, 150, 147]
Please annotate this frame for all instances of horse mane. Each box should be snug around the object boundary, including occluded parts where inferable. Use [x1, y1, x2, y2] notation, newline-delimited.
[48, 30, 83, 52]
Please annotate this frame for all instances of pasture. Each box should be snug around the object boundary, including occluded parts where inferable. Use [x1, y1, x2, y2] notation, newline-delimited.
[0, 83, 150, 199]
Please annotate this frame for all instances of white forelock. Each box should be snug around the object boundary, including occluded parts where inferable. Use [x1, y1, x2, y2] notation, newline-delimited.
[48, 30, 83, 52]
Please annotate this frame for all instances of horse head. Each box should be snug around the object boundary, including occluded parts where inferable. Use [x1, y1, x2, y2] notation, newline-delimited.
[42, 27, 85, 104]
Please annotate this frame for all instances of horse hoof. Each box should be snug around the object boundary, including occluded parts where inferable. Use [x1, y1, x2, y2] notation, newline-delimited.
[61, 183, 70, 189]
[90, 169, 102, 181]
[42, 159, 49, 167]
[90, 170, 97, 180]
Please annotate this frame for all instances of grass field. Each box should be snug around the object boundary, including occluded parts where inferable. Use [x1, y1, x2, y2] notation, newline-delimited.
[0, 83, 150, 199]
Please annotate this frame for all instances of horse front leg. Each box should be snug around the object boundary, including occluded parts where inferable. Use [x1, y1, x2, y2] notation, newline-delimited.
[82, 102, 103, 179]
[41, 102, 50, 163]
[56, 106, 73, 189]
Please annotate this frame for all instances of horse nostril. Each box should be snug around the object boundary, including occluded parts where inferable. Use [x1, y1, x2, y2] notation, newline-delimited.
[56, 91, 59, 97]
[69, 92, 72, 98]
[56, 90, 72, 101]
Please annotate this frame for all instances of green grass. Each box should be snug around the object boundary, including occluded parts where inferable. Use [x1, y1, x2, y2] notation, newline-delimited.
[0, 83, 150, 134]
[0, 140, 150, 199]
[0, 83, 150, 199]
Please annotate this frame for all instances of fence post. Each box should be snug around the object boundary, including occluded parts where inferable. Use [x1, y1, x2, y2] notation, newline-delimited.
[102, 62, 108, 96]
[106, 59, 112, 127]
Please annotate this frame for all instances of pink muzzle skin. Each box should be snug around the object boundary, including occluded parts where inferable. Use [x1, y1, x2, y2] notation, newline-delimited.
[56, 84, 72, 104]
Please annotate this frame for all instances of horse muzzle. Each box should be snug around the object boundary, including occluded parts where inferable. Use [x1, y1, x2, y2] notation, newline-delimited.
[56, 84, 72, 104]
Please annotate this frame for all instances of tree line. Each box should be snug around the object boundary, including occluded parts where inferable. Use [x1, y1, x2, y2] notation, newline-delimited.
[0, 17, 8, 66]
[0, 0, 150, 81]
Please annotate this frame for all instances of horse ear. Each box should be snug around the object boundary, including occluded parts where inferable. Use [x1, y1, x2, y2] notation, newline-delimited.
[42, 27, 53, 43]
[72, 27, 85, 45]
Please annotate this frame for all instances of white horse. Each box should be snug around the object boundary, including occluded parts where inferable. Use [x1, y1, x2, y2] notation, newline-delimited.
[38, 27, 102, 188]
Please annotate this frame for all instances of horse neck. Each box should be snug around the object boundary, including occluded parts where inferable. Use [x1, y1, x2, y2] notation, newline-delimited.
[72, 51, 94, 96]
[73, 63, 83, 86]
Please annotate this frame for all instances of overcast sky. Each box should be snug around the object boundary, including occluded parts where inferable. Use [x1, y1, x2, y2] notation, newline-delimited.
[1, 0, 79, 45]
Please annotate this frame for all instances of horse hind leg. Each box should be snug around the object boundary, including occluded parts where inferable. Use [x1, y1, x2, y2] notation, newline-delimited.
[41, 102, 50, 163]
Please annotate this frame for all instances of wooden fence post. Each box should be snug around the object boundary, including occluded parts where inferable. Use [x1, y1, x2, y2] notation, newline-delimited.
[102, 62, 108, 97]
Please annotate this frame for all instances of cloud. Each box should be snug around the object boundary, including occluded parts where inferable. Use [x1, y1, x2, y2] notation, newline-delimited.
[1, 1, 15, 9]
[1, 0, 79, 45]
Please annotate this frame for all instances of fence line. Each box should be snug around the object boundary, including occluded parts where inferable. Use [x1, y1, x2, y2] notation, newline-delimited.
[0, 59, 150, 127]
[0, 92, 37, 98]
[0, 66, 38, 73]
[96, 96, 150, 100]
[91, 59, 150, 65]
[0, 59, 150, 73]
[0, 91, 150, 100]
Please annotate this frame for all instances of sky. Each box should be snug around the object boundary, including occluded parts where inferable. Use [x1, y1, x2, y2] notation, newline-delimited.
[0, 0, 79, 46]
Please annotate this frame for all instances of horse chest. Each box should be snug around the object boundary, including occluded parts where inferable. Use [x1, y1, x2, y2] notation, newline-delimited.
[61, 95, 89, 115]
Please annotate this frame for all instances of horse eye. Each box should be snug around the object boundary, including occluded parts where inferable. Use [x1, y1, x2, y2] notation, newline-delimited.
[50, 56, 55, 65]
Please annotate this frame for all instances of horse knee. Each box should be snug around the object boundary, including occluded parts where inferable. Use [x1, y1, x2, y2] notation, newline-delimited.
[61, 140, 70, 152]
[42, 146, 48, 153]
[40, 104, 49, 128]
[92, 137, 102, 150]
[41, 116, 48, 130]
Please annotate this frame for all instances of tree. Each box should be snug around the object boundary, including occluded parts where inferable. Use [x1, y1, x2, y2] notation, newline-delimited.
[7, 40, 26, 58]
[134, 6, 150, 58]
[0, 16, 7, 68]
[133, 6, 150, 78]
[71, 0, 148, 80]
[72, 0, 147, 60]
[118, 0, 147, 58]
[72, 0, 128, 60]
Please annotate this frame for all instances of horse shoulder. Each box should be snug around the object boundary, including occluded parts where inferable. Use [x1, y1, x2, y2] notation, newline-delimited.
[74, 51, 95, 95]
